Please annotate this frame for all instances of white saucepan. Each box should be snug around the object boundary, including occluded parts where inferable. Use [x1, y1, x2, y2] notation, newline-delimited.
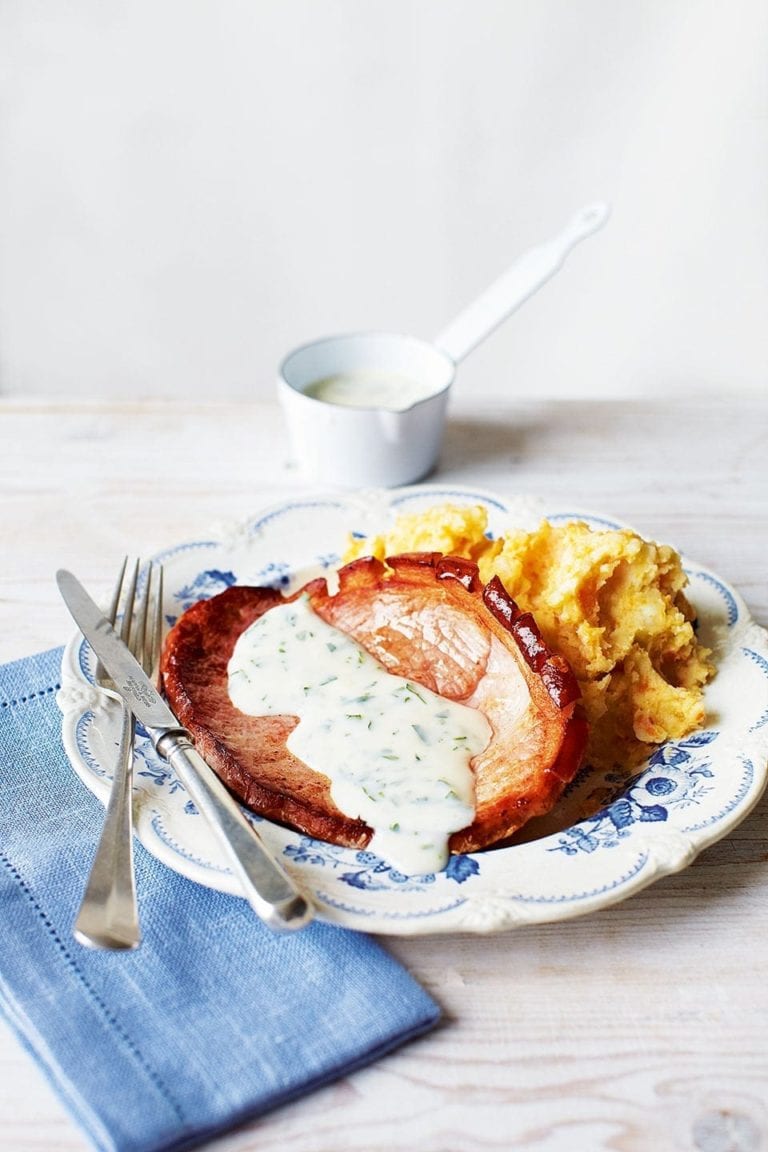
[278, 201, 610, 488]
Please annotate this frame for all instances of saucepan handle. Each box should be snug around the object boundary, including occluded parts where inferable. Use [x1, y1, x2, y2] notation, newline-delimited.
[434, 201, 610, 365]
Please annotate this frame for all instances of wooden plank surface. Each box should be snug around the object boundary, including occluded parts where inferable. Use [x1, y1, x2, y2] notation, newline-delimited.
[0, 396, 766, 1152]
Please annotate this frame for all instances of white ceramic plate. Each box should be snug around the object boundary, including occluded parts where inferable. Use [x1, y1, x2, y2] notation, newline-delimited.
[58, 486, 768, 935]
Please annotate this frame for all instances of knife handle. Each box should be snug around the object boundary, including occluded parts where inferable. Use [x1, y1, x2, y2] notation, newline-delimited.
[154, 730, 313, 931]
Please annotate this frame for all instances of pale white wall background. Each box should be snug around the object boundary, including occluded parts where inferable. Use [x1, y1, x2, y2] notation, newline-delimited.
[0, 0, 765, 403]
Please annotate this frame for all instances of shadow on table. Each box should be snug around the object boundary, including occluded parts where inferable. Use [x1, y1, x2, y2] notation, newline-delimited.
[436, 412, 544, 475]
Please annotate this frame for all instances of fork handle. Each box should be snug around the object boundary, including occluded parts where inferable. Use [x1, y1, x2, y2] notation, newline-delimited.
[154, 731, 313, 930]
[74, 704, 142, 950]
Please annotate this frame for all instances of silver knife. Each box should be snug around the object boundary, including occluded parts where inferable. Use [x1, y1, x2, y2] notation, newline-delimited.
[57, 568, 314, 931]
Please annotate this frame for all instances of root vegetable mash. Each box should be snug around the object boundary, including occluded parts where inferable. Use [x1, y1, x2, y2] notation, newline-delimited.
[344, 504, 715, 772]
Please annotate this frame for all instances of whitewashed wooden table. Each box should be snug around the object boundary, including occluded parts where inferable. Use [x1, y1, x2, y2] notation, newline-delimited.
[1, 396, 766, 1152]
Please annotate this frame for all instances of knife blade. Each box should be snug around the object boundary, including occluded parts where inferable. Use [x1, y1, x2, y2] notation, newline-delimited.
[56, 568, 313, 931]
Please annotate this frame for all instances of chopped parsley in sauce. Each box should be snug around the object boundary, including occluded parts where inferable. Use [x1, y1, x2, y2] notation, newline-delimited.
[227, 595, 490, 874]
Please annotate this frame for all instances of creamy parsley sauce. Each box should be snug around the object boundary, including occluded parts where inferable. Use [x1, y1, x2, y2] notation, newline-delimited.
[304, 372, 434, 411]
[227, 596, 491, 874]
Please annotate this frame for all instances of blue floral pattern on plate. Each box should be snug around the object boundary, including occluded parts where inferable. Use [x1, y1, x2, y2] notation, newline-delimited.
[57, 486, 768, 936]
[551, 732, 719, 856]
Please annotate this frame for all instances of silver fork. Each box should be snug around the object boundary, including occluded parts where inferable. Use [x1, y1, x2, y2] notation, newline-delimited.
[74, 559, 163, 951]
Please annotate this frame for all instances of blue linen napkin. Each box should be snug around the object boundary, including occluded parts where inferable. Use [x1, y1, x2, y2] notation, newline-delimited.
[0, 648, 440, 1152]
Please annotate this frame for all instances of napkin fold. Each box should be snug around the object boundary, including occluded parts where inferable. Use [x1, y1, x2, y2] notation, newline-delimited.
[0, 648, 440, 1152]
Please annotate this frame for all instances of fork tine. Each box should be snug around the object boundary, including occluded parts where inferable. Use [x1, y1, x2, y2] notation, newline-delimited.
[128, 562, 150, 668]
[106, 557, 128, 627]
[94, 557, 129, 684]
[119, 559, 140, 648]
[145, 563, 164, 679]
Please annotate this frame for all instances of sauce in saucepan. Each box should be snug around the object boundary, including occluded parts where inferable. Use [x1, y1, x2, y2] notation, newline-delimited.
[304, 371, 436, 411]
